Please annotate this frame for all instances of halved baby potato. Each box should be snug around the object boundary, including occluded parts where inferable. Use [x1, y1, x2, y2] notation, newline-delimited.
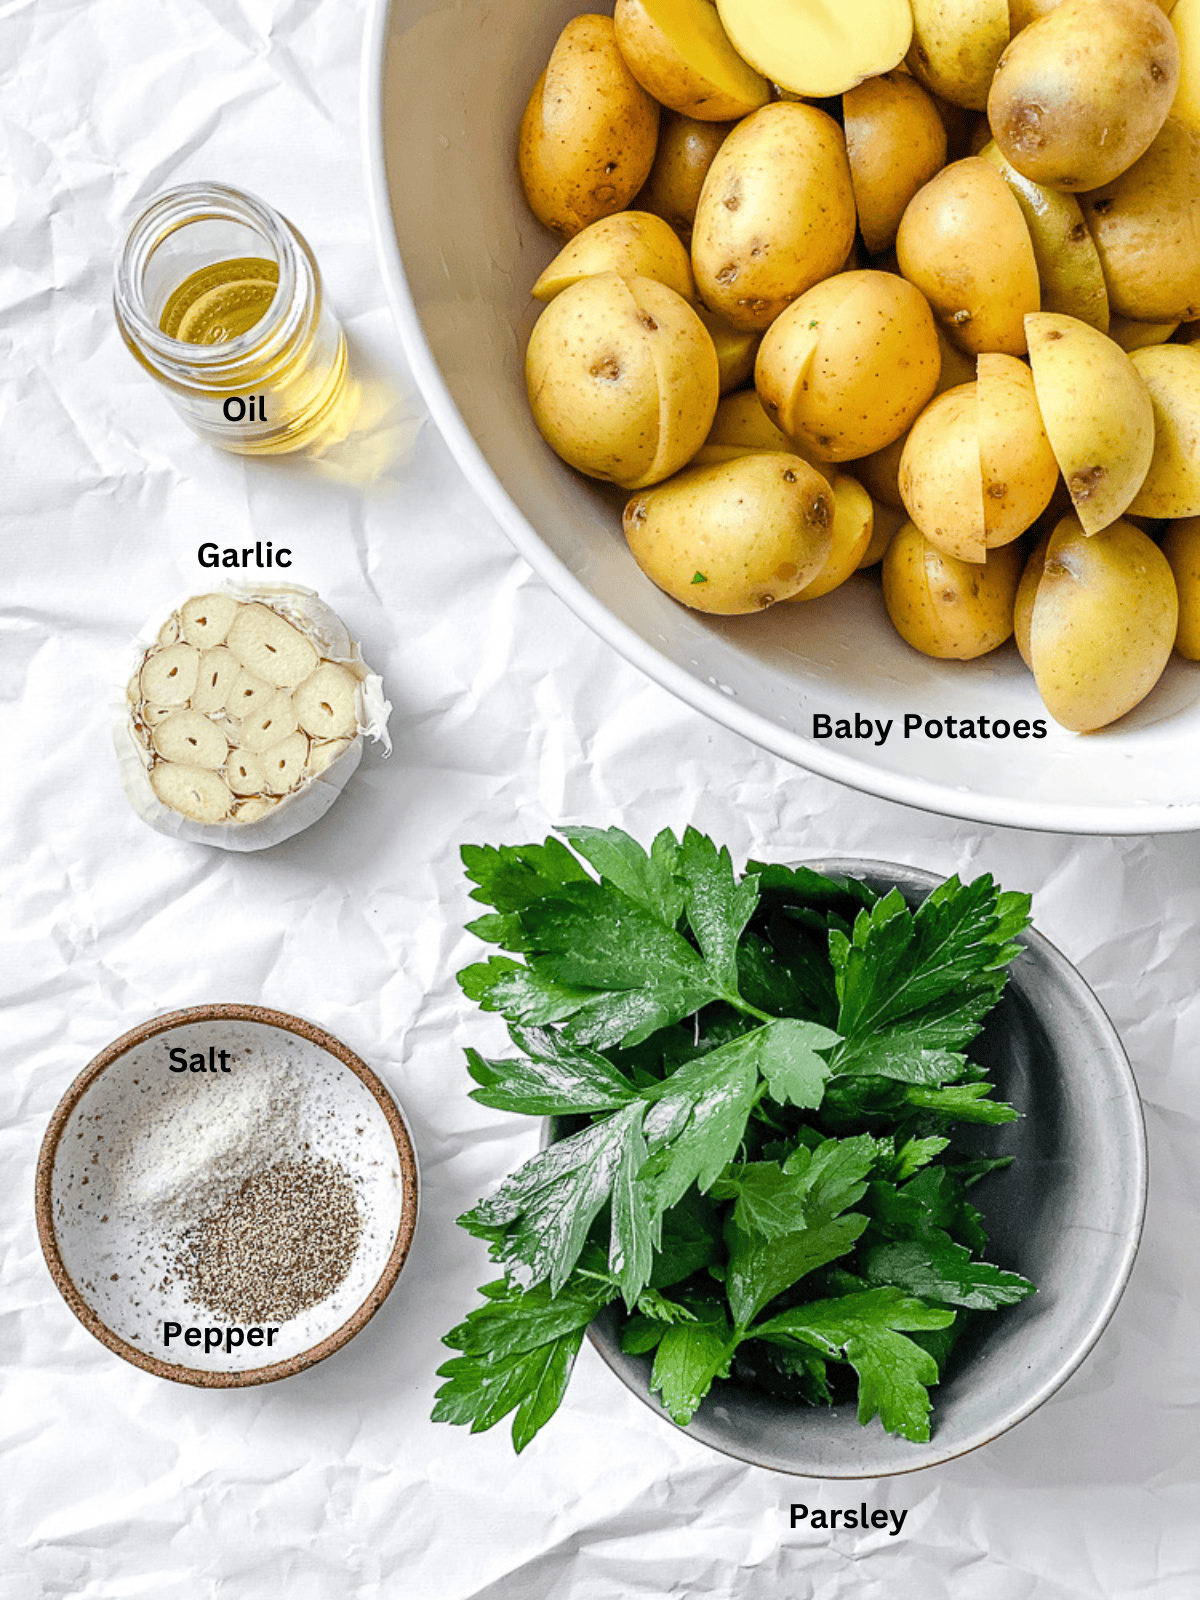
[614, 0, 770, 120]
[717, 0, 912, 97]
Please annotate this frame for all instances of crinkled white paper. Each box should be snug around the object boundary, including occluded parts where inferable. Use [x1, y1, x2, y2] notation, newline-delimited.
[2, 2, 1200, 1598]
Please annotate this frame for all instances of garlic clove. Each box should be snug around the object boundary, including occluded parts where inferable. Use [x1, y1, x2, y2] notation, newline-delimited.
[294, 662, 360, 741]
[226, 749, 267, 795]
[225, 666, 275, 718]
[157, 615, 180, 648]
[192, 647, 241, 714]
[260, 731, 310, 794]
[232, 796, 279, 822]
[153, 710, 229, 769]
[150, 763, 233, 823]
[181, 592, 241, 649]
[140, 642, 199, 706]
[141, 704, 175, 726]
[306, 738, 352, 777]
[226, 603, 320, 689]
[234, 690, 300, 753]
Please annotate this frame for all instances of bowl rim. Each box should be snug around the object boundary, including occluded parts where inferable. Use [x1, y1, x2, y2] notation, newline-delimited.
[570, 856, 1147, 1476]
[360, 0, 1200, 838]
[34, 1003, 420, 1389]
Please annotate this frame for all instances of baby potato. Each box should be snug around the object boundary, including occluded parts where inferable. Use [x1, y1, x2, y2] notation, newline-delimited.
[691, 102, 856, 333]
[1080, 118, 1200, 324]
[883, 521, 1023, 657]
[1128, 344, 1200, 516]
[844, 72, 948, 255]
[1019, 513, 1178, 729]
[755, 270, 941, 462]
[1108, 315, 1180, 349]
[978, 142, 1109, 331]
[976, 352, 1059, 545]
[525, 272, 719, 489]
[988, 0, 1178, 191]
[789, 473, 875, 599]
[613, 0, 770, 120]
[638, 113, 734, 239]
[858, 498, 908, 567]
[1025, 311, 1154, 531]
[906, 0, 1010, 111]
[696, 306, 760, 392]
[622, 452, 834, 612]
[1162, 516, 1200, 656]
[896, 158, 1040, 354]
[532, 212, 695, 303]
[691, 387, 830, 472]
[519, 15, 661, 239]
[898, 384, 987, 561]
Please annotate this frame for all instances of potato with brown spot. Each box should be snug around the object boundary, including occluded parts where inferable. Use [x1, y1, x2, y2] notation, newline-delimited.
[622, 451, 834, 612]
[882, 521, 1023, 657]
[898, 384, 987, 562]
[988, 0, 1178, 191]
[788, 473, 875, 599]
[691, 103, 856, 333]
[1018, 513, 1178, 728]
[906, 0, 1010, 111]
[1025, 311, 1154, 531]
[896, 158, 1040, 354]
[526, 272, 719, 489]
[976, 352, 1060, 545]
[519, 16, 661, 240]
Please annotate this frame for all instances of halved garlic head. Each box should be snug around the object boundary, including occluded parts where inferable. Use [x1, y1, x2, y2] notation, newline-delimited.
[124, 587, 388, 833]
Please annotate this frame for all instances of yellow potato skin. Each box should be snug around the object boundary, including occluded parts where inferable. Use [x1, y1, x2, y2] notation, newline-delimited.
[613, 0, 770, 120]
[525, 273, 718, 490]
[883, 521, 1023, 657]
[1126, 345, 1200, 516]
[899, 384, 987, 562]
[622, 452, 835, 612]
[691, 103, 857, 333]
[1162, 516, 1200, 656]
[896, 158, 1040, 354]
[858, 498, 908, 567]
[1022, 514, 1178, 729]
[637, 114, 734, 239]
[696, 307, 759, 393]
[843, 72, 948, 255]
[1025, 311, 1155, 533]
[532, 212, 695, 302]
[1080, 118, 1200, 323]
[519, 17, 661, 240]
[976, 352, 1060, 545]
[906, 0, 1011, 111]
[978, 142, 1109, 331]
[789, 474, 875, 598]
[755, 270, 942, 461]
[989, 0, 1179, 192]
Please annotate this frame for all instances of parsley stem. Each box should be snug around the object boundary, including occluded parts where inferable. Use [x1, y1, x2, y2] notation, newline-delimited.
[730, 998, 776, 1025]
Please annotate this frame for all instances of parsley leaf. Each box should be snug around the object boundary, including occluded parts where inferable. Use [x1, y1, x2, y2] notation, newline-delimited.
[862, 1236, 1035, 1312]
[560, 825, 684, 928]
[466, 1026, 639, 1115]
[754, 1288, 956, 1442]
[434, 1273, 615, 1451]
[650, 1306, 738, 1425]
[677, 828, 760, 1001]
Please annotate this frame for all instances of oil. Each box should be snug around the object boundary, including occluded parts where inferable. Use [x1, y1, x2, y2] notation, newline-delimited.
[159, 258, 280, 345]
[115, 185, 357, 457]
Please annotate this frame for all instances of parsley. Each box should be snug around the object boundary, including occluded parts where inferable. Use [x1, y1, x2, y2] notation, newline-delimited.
[434, 829, 1036, 1452]
[691, 571, 708, 584]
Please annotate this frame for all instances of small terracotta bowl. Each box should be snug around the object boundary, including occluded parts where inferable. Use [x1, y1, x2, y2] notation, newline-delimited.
[36, 1004, 419, 1387]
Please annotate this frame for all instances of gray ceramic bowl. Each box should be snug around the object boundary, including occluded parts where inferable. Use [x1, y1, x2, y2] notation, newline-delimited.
[584, 860, 1146, 1477]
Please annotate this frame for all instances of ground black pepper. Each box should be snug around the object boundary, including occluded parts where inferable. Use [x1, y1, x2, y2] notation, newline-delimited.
[176, 1156, 362, 1323]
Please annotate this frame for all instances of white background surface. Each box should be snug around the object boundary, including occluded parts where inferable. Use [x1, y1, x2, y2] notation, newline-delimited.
[3, 3, 1200, 1596]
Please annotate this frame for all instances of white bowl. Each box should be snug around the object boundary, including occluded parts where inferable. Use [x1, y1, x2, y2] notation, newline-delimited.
[363, 0, 1200, 834]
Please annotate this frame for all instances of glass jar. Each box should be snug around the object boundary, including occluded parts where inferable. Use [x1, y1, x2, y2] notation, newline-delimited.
[114, 182, 353, 456]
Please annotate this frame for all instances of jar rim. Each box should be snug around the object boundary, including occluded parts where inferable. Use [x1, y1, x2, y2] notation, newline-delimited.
[113, 182, 303, 369]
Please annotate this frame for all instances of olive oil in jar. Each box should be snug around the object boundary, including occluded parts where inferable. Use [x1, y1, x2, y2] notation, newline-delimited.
[115, 185, 355, 456]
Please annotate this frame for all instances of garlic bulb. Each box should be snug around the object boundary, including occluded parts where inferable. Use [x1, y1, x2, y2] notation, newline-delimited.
[117, 584, 390, 850]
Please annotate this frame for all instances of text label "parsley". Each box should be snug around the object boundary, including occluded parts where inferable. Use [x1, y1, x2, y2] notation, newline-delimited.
[791, 1503, 908, 1536]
